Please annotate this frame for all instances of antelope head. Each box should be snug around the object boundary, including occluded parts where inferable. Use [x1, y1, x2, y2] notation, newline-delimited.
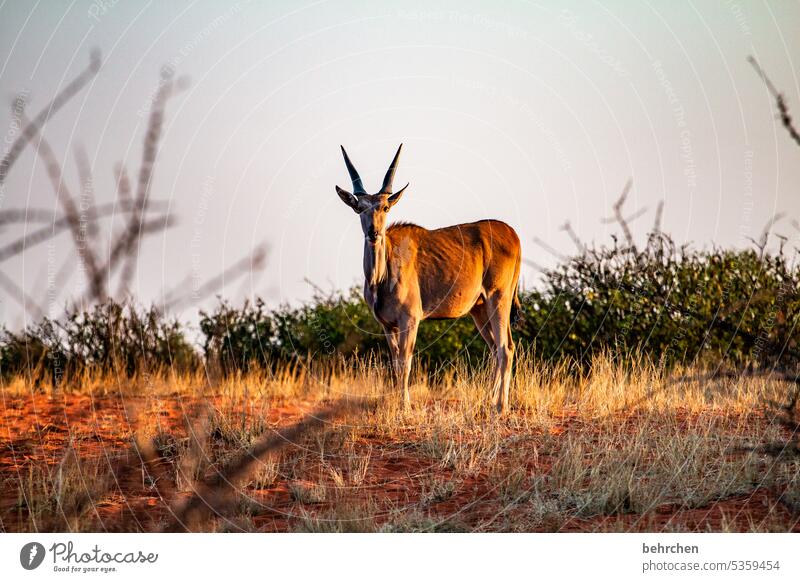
[335, 144, 409, 245]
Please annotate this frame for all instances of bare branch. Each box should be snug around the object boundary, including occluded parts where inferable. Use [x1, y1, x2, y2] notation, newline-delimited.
[652, 200, 664, 235]
[559, 220, 585, 254]
[0, 202, 167, 262]
[74, 144, 100, 240]
[0, 269, 45, 320]
[114, 162, 132, 206]
[0, 199, 167, 232]
[532, 236, 566, 261]
[113, 68, 184, 296]
[522, 257, 547, 271]
[627, 206, 648, 223]
[0, 208, 57, 227]
[748, 56, 800, 148]
[0, 49, 101, 185]
[163, 397, 371, 532]
[755, 212, 786, 257]
[602, 179, 637, 250]
[22, 112, 105, 300]
[109, 214, 179, 298]
[601, 206, 648, 226]
[162, 244, 267, 311]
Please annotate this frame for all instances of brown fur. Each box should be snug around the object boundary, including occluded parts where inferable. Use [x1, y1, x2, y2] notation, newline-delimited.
[336, 145, 522, 412]
[379, 220, 520, 320]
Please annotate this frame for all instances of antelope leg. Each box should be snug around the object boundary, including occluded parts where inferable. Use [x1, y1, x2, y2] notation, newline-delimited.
[396, 318, 419, 409]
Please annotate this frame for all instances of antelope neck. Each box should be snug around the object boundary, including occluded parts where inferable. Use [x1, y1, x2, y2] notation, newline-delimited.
[363, 233, 390, 290]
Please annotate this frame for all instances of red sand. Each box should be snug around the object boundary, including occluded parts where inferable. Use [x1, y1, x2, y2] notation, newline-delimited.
[2, 392, 798, 532]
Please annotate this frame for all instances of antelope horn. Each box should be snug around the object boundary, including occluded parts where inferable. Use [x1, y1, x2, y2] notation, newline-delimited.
[340, 145, 366, 195]
[380, 143, 403, 194]
[389, 183, 409, 202]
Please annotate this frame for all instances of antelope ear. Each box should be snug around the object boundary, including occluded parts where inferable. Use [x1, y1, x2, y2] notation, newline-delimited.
[388, 183, 408, 207]
[336, 186, 362, 213]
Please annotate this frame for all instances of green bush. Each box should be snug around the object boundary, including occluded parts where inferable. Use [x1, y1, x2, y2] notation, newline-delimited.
[201, 235, 800, 375]
[199, 288, 489, 375]
[516, 235, 800, 369]
[3, 236, 798, 384]
[0, 301, 197, 385]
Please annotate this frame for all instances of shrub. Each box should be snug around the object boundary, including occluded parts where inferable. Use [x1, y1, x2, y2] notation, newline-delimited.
[4, 236, 798, 383]
[199, 288, 489, 375]
[201, 235, 800, 375]
[516, 235, 800, 368]
[0, 301, 197, 385]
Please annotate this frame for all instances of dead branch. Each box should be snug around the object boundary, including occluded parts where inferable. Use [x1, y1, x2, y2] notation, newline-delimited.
[0, 50, 101, 185]
[522, 257, 546, 271]
[0, 54, 264, 317]
[0, 270, 45, 320]
[0, 208, 57, 227]
[601, 206, 648, 226]
[113, 162, 132, 206]
[21, 112, 105, 300]
[652, 200, 664, 235]
[162, 244, 268, 311]
[163, 397, 372, 532]
[74, 145, 100, 240]
[113, 67, 184, 297]
[532, 236, 566, 261]
[602, 179, 637, 250]
[748, 56, 800, 148]
[0, 62, 179, 306]
[559, 220, 586, 254]
[752, 212, 786, 257]
[0, 202, 168, 263]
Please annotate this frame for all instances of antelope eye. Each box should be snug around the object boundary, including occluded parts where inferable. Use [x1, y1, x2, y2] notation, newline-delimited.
[383, 206, 389, 212]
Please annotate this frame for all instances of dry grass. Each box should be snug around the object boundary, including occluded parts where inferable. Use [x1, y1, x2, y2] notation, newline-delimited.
[2, 351, 799, 532]
[13, 446, 115, 532]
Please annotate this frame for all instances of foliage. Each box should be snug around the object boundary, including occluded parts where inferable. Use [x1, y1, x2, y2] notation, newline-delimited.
[0, 301, 197, 385]
[3, 235, 799, 384]
[517, 235, 800, 369]
[199, 288, 488, 375]
[201, 235, 800, 374]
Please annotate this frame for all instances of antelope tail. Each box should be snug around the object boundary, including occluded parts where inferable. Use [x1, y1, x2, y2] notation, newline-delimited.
[510, 283, 522, 327]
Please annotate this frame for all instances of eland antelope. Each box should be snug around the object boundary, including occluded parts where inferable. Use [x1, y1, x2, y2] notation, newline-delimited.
[335, 144, 522, 413]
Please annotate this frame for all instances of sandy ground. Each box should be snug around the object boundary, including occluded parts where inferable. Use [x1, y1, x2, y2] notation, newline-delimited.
[2, 391, 798, 533]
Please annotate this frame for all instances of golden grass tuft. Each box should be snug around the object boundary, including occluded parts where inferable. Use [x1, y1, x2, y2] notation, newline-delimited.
[2, 350, 798, 532]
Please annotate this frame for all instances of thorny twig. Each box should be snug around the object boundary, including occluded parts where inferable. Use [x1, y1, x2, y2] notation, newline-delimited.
[560, 220, 586, 254]
[532, 236, 566, 261]
[602, 179, 638, 251]
[114, 162, 132, 206]
[0, 208, 59, 227]
[0, 270, 45, 320]
[749, 212, 786, 258]
[1, 51, 265, 314]
[652, 200, 664, 236]
[21, 110, 105, 301]
[74, 144, 100, 241]
[114, 67, 185, 297]
[749, 56, 800, 148]
[0, 50, 101, 185]
[163, 244, 268, 311]
[0, 201, 169, 263]
[163, 397, 373, 532]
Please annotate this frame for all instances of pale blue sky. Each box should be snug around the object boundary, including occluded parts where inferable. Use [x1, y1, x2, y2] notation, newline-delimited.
[1, 0, 799, 326]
